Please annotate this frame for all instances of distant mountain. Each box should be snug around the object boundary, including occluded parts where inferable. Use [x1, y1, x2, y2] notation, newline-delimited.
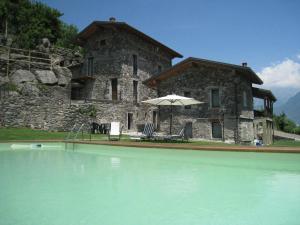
[274, 91, 300, 125]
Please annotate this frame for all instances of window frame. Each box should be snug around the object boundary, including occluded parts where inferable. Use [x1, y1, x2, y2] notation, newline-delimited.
[100, 39, 106, 46]
[133, 54, 138, 75]
[210, 88, 220, 108]
[133, 80, 138, 103]
[243, 90, 248, 108]
[184, 91, 191, 109]
[111, 78, 118, 101]
[157, 65, 162, 73]
[87, 57, 94, 76]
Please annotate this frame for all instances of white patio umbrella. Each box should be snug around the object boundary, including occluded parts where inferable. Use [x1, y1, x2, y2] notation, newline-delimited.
[142, 94, 203, 134]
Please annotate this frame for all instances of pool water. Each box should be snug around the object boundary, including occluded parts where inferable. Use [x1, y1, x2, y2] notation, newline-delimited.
[0, 143, 300, 225]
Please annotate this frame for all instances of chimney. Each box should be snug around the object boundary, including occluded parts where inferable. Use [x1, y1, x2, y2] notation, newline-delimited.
[109, 17, 116, 22]
[242, 62, 248, 67]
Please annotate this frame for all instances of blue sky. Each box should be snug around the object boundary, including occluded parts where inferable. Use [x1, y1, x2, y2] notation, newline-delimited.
[41, 0, 300, 103]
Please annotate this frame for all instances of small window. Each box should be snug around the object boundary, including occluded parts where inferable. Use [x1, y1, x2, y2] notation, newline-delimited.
[184, 91, 191, 109]
[212, 122, 222, 139]
[211, 88, 220, 108]
[133, 54, 138, 75]
[243, 91, 247, 108]
[71, 87, 84, 100]
[111, 78, 118, 100]
[133, 80, 138, 103]
[158, 65, 162, 73]
[100, 39, 106, 46]
[87, 57, 94, 76]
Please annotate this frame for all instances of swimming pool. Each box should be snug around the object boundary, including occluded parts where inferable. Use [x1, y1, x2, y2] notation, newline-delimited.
[0, 143, 300, 225]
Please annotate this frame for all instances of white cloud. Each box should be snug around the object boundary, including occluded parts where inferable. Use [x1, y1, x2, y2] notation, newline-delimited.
[257, 58, 300, 88]
[297, 54, 300, 60]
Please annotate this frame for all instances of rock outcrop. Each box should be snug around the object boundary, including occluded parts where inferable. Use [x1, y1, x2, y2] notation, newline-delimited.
[10, 70, 37, 85]
[53, 66, 72, 86]
[34, 70, 58, 85]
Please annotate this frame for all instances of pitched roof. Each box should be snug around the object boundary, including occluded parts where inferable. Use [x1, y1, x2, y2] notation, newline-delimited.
[252, 87, 277, 101]
[76, 21, 183, 58]
[144, 57, 263, 87]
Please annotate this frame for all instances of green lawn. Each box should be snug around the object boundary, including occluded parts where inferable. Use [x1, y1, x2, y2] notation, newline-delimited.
[0, 128, 107, 141]
[271, 139, 300, 147]
[1, 128, 299, 148]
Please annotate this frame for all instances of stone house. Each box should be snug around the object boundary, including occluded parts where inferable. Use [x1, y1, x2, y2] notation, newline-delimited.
[252, 87, 277, 145]
[71, 18, 276, 144]
[145, 58, 276, 144]
[70, 18, 182, 132]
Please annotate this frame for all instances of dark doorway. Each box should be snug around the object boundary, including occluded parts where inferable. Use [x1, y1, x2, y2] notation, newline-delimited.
[185, 122, 193, 138]
[111, 78, 118, 100]
[127, 113, 133, 130]
[212, 122, 222, 139]
[153, 111, 157, 129]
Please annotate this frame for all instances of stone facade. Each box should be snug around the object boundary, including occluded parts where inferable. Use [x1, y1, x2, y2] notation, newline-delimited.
[155, 63, 255, 143]
[71, 21, 179, 132]
[0, 19, 276, 144]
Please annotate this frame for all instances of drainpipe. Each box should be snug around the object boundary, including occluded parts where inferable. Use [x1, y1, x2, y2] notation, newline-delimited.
[170, 103, 173, 135]
[5, 18, 8, 39]
[234, 83, 239, 144]
[222, 110, 225, 142]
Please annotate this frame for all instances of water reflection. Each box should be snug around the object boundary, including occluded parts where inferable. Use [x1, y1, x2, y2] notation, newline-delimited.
[110, 157, 121, 169]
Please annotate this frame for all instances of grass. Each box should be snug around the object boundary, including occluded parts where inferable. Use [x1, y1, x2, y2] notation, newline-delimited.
[271, 139, 300, 147]
[0, 127, 299, 148]
[0, 127, 106, 141]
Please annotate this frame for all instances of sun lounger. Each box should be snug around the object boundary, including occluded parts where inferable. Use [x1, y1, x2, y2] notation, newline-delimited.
[162, 127, 187, 142]
[130, 123, 155, 141]
[108, 122, 122, 141]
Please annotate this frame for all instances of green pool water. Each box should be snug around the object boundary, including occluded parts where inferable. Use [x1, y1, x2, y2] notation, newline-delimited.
[0, 143, 300, 225]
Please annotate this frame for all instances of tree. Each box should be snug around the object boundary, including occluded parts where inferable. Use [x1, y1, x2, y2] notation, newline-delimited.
[0, 0, 78, 49]
[0, 0, 20, 37]
[55, 23, 78, 50]
[274, 113, 300, 134]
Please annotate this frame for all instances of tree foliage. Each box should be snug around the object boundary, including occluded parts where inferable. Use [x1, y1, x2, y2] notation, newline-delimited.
[274, 113, 300, 134]
[55, 23, 78, 50]
[0, 0, 78, 49]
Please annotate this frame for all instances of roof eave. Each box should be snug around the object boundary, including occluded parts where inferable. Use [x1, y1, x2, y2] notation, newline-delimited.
[76, 21, 183, 58]
[145, 57, 264, 86]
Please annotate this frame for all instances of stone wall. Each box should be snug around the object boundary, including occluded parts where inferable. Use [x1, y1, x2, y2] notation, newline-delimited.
[0, 66, 86, 131]
[157, 64, 255, 143]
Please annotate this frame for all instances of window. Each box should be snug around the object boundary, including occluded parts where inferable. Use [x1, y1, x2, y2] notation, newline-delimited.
[71, 87, 84, 100]
[87, 57, 94, 76]
[133, 80, 138, 103]
[212, 122, 222, 139]
[211, 88, 220, 108]
[158, 65, 162, 73]
[111, 78, 118, 100]
[127, 113, 133, 130]
[243, 91, 247, 108]
[100, 39, 106, 46]
[184, 91, 191, 109]
[133, 54, 138, 75]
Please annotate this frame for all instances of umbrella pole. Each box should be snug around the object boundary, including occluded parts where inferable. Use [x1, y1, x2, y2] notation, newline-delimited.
[170, 104, 173, 135]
